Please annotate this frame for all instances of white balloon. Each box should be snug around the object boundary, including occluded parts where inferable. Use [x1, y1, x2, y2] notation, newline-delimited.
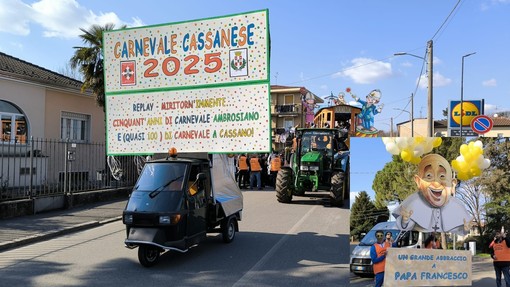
[481, 158, 491, 169]
[474, 140, 483, 149]
[385, 142, 400, 155]
[414, 145, 424, 157]
[395, 137, 408, 149]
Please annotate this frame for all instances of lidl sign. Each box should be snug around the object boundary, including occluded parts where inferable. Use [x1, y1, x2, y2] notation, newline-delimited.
[448, 100, 484, 128]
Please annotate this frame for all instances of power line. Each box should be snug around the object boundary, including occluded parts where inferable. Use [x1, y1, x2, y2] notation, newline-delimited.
[430, 0, 463, 41]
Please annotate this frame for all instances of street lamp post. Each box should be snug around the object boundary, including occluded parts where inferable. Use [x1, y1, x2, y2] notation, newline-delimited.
[460, 52, 476, 137]
[394, 40, 434, 137]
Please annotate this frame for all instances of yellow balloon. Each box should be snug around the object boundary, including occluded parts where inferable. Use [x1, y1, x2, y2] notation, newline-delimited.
[401, 150, 412, 162]
[433, 137, 442, 147]
[458, 160, 468, 171]
[464, 152, 474, 162]
[451, 160, 460, 172]
[410, 156, 421, 164]
[472, 146, 483, 156]
[457, 172, 469, 181]
[470, 166, 481, 177]
[460, 144, 469, 156]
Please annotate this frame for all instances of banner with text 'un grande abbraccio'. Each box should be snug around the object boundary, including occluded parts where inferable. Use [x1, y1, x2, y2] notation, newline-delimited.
[103, 10, 270, 155]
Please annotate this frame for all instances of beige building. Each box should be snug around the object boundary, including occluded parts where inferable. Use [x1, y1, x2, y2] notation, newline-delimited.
[0, 52, 107, 190]
[0, 52, 105, 143]
[396, 117, 510, 137]
[270, 85, 324, 152]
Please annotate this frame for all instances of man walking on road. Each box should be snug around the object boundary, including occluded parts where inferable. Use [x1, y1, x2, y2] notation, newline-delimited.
[490, 231, 510, 287]
[249, 154, 262, 190]
[370, 230, 388, 287]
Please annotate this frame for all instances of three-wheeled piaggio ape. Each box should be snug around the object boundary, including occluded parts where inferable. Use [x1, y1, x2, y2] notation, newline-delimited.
[123, 149, 243, 267]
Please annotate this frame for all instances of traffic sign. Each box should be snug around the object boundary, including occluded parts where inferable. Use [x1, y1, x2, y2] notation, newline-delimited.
[470, 115, 493, 134]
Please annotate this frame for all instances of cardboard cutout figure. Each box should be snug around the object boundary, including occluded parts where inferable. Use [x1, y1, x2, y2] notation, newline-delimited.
[392, 154, 471, 235]
[352, 89, 383, 132]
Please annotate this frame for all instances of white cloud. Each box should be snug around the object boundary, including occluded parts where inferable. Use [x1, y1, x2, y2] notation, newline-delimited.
[482, 78, 497, 87]
[349, 101, 362, 108]
[401, 61, 413, 68]
[417, 72, 452, 89]
[0, 0, 145, 39]
[334, 57, 392, 84]
[485, 104, 498, 113]
[319, 85, 328, 90]
[0, 0, 32, 35]
[433, 56, 442, 65]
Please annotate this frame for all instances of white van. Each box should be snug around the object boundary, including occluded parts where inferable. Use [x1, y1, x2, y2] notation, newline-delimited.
[350, 221, 423, 277]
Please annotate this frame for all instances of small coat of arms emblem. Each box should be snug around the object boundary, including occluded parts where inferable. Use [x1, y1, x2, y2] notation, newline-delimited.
[229, 49, 248, 77]
[120, 61, 136, 86]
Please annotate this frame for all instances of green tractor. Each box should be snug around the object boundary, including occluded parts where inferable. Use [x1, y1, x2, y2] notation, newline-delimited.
[276, 128, 350, 207]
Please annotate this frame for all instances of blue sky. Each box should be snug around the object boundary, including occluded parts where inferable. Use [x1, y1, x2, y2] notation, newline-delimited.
[0, 0, 509, 133]
[350, 137, 392, 206]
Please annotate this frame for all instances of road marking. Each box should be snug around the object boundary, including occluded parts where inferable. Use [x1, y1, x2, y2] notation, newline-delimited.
[232, 205, 318, 286]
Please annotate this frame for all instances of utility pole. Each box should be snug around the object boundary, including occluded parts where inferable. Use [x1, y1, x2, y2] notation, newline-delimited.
[411, 93, 414, 137]
[390, 117, 394, 137]
[427, 40, 433, 137]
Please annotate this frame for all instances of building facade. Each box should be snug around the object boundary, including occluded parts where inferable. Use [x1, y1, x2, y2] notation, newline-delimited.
[0, 52, 113, 197]
[270, 85, 324, 152]
[396, 117, 510, 137]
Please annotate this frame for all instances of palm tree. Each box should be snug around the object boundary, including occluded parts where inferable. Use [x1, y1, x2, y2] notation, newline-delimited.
[70, 23, 125, 111]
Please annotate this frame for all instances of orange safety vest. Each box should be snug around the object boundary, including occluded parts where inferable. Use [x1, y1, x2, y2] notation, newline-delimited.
[250, 157, 262, 172]
[270, 156, 281, 172]
[238, 156, 249, 170]
[493, 241, 510, 262]
[373, 243, 387, 275]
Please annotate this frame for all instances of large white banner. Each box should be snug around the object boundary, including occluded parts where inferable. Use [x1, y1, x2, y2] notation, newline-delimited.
[103, 10, 270, 155]
[106, 84, 270, 154]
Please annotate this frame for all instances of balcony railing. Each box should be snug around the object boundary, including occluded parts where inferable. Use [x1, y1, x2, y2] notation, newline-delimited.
[273, 104, 299, 114]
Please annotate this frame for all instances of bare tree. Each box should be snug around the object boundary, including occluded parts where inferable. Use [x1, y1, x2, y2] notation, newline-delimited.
[455, 180, 488, 238]
[57, 62, 83, 81]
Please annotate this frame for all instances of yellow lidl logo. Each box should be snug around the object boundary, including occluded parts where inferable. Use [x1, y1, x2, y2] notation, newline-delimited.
[451, 102, 480, 126]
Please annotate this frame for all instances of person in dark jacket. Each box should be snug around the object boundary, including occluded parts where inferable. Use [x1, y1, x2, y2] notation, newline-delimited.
[490, 231, 510, 287]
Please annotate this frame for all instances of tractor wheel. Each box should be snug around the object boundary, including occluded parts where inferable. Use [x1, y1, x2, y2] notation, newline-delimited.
[276, 167, 293, 203]
[330, 171, 345, 207]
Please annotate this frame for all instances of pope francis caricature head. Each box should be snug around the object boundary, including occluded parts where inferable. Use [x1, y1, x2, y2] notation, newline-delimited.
[414, 154, 457, 208]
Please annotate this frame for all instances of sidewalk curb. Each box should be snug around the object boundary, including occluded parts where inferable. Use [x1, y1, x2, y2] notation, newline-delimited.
[0, 216, 123, 252]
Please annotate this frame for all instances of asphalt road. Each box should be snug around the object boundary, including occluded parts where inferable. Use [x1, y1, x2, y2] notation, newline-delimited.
[0, 190, 350, 287]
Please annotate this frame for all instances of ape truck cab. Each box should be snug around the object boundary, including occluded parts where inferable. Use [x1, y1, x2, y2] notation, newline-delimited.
[122, 150, 243, 267]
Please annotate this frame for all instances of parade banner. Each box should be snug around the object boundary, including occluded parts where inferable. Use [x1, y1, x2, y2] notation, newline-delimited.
[103, 10, 270, 155]
[384, 248, 472, 286]
[106, 84, 269, 154]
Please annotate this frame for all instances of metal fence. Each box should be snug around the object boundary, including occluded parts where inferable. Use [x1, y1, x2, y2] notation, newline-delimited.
[0, 138, 140, 202]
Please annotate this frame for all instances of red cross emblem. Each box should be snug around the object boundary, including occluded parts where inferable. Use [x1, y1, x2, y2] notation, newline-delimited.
[120, 61, 136, 86]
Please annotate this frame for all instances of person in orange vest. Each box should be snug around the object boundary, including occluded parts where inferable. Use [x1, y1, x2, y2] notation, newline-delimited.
[249, 154, 262, 190]
[370, 230, 389, 287]
[490, 231, 510, 287]
[268, 152, 282, 188]
[237, 154, 249, 189]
